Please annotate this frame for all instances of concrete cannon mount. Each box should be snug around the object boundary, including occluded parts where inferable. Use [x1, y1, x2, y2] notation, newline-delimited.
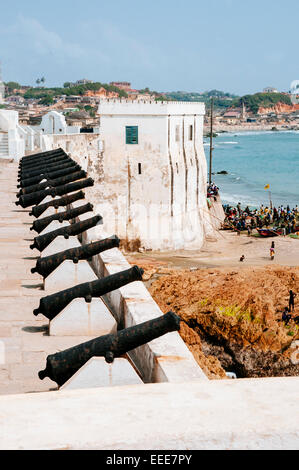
[0, 159, 299, 450]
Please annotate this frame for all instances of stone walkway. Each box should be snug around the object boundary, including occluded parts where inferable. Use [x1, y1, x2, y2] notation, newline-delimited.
[0, 160, 91, 395]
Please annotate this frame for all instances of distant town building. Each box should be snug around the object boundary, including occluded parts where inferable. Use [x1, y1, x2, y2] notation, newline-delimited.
[222, 109, 242, 124]
[74, 78, 94, 85]
[109, 81, 131, 92]
[263, 87, 278, 93]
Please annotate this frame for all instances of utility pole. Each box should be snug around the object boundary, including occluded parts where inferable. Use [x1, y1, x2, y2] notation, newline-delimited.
[209, 97, 214, 185]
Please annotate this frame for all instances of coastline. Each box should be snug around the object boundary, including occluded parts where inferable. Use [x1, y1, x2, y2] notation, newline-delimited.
[204, 123, 299, 135]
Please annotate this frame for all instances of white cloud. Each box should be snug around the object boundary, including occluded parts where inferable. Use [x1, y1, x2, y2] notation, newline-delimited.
[1, 15, 107, 62]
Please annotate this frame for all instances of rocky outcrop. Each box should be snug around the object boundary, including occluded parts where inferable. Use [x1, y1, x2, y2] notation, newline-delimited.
[149, 266, 299, 379]
[258, 103, 299, 115]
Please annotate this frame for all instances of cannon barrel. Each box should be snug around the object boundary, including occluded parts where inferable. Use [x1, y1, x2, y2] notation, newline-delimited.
[33, 265, 144, 320]
[18, 156, 72, 175]
[18, 160, 77, 180]
[16, 177, 94, 208]
[31, 235, 120, 277]
[17, 170, 87, 196]
[20, 148, 65, 164]
[19, 151, 67, 168]
[30, 214, 102, 251]
[30, 202, 94, 234]
[19, 152, 70, 169]
[17, 164, 82, 188]
[18, 161, 79, 181]
[29, 191, 85, 218]
[38, 311, 180, 386]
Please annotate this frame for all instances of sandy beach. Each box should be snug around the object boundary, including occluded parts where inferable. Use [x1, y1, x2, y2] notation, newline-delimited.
[126, 230, 299, 275]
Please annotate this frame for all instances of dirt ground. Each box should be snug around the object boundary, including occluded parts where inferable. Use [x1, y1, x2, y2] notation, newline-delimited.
[124, 231, 299, 379]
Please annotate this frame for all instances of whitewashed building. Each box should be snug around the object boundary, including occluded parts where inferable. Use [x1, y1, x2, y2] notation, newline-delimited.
[14, 101, 219, 249]
[95, 100, 214, 250]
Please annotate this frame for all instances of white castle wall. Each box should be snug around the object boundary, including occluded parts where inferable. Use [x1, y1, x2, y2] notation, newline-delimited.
[31, 101, 216, 250]
[95, 100, 214, 250]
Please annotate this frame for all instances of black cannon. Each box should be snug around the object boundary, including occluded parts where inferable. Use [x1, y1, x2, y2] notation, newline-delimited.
[30, 214, 102, 251]
[17, 170, 87, 197]
[31, 235, 120, 277]
[16, 177, 94, 208]
[29, 190, 85, 218]
[19, 151, 70, 168]
[19, 150, 67, 167]
[18, 160, 78, 180]
[18, 156, 72, 176]
[19, 151, 66, 169]
[30, 202, 94, 234]
[38, 311, 181, 386]
[18, 160, 77, 182]
[18, 159, 77, 182]
[20, 148, 65, 164]
[33, 265, 144, 320]
[17, 164, 82, 188]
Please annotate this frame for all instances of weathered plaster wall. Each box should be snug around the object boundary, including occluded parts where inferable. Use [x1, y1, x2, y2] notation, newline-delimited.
[41, 100, 217, 250]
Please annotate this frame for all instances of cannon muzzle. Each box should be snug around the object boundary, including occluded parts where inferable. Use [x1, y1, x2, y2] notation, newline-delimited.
[33, 265, 144, 320]
[31, 235, 120, 277]
[29, 190, 85, 218]
[38, 311, 180, 386]
[30, 214, 102, 251]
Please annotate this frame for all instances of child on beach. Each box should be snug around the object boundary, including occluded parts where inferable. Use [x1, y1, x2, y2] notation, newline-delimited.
[270, 241, 275, 260]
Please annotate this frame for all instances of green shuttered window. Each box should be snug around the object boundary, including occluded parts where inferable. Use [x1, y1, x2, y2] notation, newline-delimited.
[126, 126, 138, 144]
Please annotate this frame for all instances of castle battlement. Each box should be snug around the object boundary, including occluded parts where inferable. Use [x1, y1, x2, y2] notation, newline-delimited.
[98, 99, 205, 116]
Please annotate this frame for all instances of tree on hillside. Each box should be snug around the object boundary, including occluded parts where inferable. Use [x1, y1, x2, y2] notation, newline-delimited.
[39, 96, 53, 106]
[63, 82, 71, 88]
[5, 81, 21, 93]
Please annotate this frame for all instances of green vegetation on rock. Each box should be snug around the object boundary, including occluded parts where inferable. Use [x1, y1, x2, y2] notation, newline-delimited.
[232, 93, 292, 114]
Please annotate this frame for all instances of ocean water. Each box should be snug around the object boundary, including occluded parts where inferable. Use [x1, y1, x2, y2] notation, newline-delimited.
[204, 131, 299, 209]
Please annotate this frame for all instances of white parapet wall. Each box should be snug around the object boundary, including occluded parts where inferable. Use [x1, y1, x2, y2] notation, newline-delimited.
[73, 205, 207, 384]
[0, 377, 298, 450]
[0, 110, 25, 161]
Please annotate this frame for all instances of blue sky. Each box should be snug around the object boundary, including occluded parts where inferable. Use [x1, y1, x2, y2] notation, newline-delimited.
[0, 0, 298, 95]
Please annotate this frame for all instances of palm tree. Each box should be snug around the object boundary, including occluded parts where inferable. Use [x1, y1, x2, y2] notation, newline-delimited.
[36, 78, 41, 86]
[40, 77, 45, 85]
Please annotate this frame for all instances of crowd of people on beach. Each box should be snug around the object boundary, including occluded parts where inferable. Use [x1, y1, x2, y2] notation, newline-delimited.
[207, 183, 219, 199]
[222, 202, 299, 236]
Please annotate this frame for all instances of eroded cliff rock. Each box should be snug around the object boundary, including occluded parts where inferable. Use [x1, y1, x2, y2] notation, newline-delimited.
[149, 266, 299, 379]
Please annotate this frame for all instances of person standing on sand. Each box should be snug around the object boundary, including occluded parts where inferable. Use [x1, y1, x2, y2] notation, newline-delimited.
[282, 307, 292, 325]
[270, 241, 275, 260]
[237, 202, 242, 216]
[289, 290, 296, 312]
